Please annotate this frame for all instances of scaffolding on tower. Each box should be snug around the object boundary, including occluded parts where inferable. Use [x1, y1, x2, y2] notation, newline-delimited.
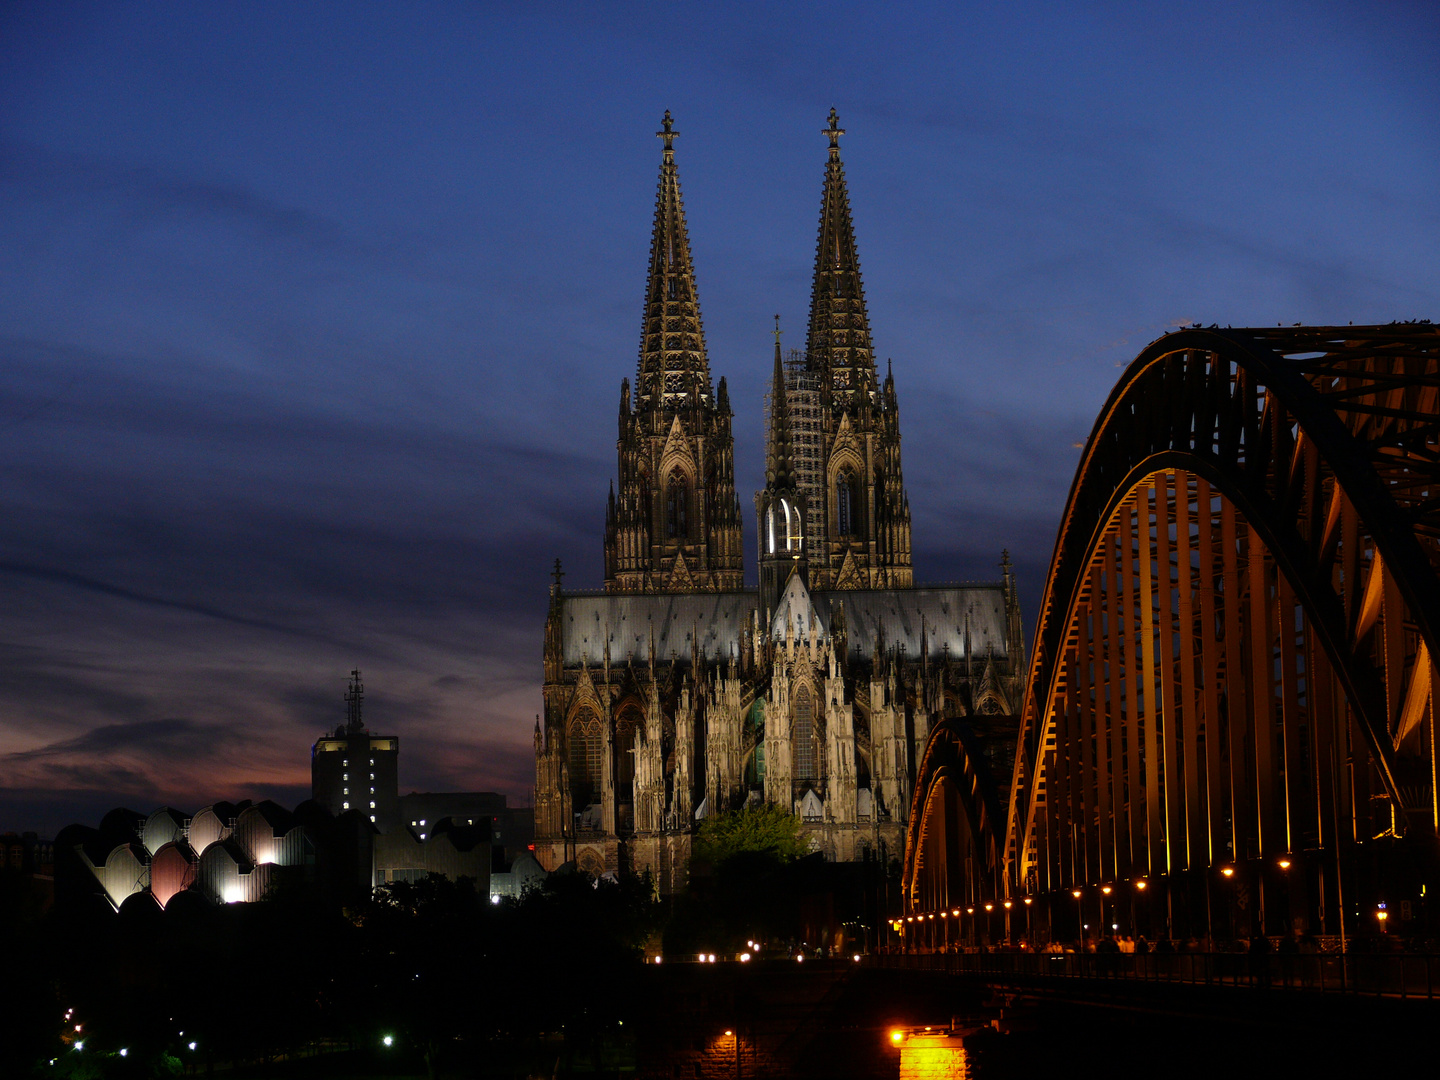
[764, 348, 825, 564]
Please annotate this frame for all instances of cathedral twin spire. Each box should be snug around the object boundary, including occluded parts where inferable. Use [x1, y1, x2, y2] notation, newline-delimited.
[606, 109, 908, 596]
[605, 111, 742, 593]
[636, 110, 712, 411]
[806, 108, 877, 410]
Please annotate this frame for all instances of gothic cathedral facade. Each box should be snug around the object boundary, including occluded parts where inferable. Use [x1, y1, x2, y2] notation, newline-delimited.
[535, 112, 1024, 892]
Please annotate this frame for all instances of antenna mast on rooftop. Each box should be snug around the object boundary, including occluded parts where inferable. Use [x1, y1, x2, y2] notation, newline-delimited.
[345, 669, 364, 733]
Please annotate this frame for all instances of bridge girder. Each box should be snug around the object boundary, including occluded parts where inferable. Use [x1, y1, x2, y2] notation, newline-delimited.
[1002, 325, 1440, 912]
[902, 324, 1440, 942]
[902, 718, 1004, 914]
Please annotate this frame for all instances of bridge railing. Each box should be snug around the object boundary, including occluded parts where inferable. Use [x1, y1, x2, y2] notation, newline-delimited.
[874, 950, 1440, 999]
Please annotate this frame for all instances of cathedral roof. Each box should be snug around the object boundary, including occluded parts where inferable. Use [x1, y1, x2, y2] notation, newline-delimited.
[556, 581, 1010, 666]
[558, 591, 755, 666]
[815, 587, 1012, 662]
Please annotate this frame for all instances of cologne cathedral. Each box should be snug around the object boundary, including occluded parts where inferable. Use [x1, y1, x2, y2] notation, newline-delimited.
[534, 111, 1024, 892]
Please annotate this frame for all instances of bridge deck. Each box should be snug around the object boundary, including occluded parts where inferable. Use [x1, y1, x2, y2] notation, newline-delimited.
[878, 950, 1440, 1001]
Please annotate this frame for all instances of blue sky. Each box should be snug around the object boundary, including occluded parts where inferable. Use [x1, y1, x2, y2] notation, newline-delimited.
[1, 1, 1436, 832]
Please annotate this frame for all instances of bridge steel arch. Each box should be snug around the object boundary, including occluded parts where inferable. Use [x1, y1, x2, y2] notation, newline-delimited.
[901, 716, 1006, 947]
[995, 324, 1440, 945]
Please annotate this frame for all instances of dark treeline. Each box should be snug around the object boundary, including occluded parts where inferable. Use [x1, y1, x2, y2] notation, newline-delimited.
[4, 807, 894, 1079]
[4, 869, 661, 1079]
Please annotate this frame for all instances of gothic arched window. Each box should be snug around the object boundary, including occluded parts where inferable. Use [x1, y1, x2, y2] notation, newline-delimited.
[793, 687, 817, 782]
[615, 710, 640, 833]
[836, 471, 858, 537]
[666, 471, 689, 538]
[568, 714, 602, 809]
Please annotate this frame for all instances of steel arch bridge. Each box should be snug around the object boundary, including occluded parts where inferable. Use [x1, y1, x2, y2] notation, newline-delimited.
[903, 323, 1440, 945]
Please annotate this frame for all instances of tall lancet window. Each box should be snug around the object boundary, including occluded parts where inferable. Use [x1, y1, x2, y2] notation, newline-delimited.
[568, 714, 602, 808]
[837, 471, 858, 536]
[666, 471, 689, 538]
[615, 710, 639, 833]
[793, 687, 817, 782]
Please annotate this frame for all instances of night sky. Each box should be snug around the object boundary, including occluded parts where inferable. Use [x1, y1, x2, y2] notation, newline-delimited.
[2, 3, 1436, 834]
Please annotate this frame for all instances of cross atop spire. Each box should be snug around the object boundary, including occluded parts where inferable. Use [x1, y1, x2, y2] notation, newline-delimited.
[773, 313, 782, 347]
[657, 110, 679, 154]
[824, 108, 845, 155]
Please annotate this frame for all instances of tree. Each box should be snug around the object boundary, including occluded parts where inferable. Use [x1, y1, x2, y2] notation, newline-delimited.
[692, 804, 808, 871]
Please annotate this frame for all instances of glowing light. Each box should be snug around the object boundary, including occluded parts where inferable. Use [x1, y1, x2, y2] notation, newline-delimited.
[984, 903, 993, 912]
[951, 909, 960, 916]
[1221, 867, 1235, 878]
[222, 884, 244, 904]
[796, 954, 804, 963]
[119, 1049, 127, 1058]
[891, 1030, 904, 1044]
[699, 953, 707, 962]
[1003, 900, 1013, 909]
[491, 894, 501, 904]
[74, 1026, 81, 1032]
[188, 1043, 197, 1051]
[1101, 886, 1112, 895]
[940, 911, 947, 917]
[740, 953, 751, 962]
[724, 1030, 733, 1037]
[906, 916, 914, 922]
[966, 907, 974, 915]
[1377, 910, 1389, 921]
[654, 956, 662, 964]
[708, 954, 716, 963]
[1072, 889, 1082, 898]
[1279, 858, 1292, 870]
[382, 1035, 394, 1047]
[1023, 897, 1033, 906]
[74, 1043, 83, 1052]
[1136, 880, 1148, 890]
[853, 953, 861, 962]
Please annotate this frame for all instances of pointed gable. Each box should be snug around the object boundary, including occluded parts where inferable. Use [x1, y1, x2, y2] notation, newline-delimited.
[770, 570, 819, 640]
[660, 414, 696, 479]
[833, 547, 864, 590]
[666, 549, 696, 591]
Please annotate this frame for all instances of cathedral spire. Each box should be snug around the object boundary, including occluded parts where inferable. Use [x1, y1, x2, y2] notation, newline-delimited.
[637, 110, 711, 412]
[605, 113, 743, 594]
[765, 318, 797, 493]
[805, 108, 875, 410]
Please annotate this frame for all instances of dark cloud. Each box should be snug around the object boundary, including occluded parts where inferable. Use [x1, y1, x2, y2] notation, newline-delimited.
[0, 139, 351, 249]
[0, 2, 1435, 836]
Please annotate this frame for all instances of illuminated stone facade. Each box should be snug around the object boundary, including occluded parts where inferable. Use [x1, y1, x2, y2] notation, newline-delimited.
[535, 113, 1023, 893]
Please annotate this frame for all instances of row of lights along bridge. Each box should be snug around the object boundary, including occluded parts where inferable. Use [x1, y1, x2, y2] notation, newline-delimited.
[900, 855, 1400, 946]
